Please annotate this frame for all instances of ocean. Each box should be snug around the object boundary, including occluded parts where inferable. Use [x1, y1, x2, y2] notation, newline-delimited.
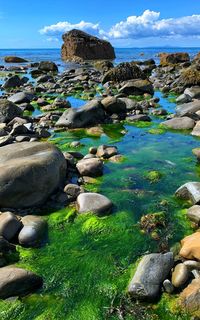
[0, 47, 200, 71]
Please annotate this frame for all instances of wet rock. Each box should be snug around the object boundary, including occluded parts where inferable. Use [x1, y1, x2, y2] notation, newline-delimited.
[61, 29, 115, 61]
[161, 117, 195, 130]
[56, 100, 105, 128]
[126, 114, 151, 122]
[180, 232, 200, 260]
[64, 184, 84, 201]
[163, 279, 174, 294]
[3, 75, 24, 89]
[119, 79, 154, 96]
[0, 99, 22, 123]
[179, 279, 200, 313]
[0, 212, 21, 241]
[176, 94, 192, 104]
[101, 96, 126, 114]
[159, 52, 190, 66]
[171, 263, 190, 288]
[187, 205, 200, 224]
[0, 266, 43, 299]
[77, 192, 113, 215]
[96, 145, 118, 159]
[76, 158, 103, 177]
[8, 92, 34, 104]
[176, 100, 200, 117]
[4, 56, 28, 63]
[38, 61, 58, 72]
[175, 182, 200, 204]
[102, 62, 144, 84]
[191, 121, 200, 137]
[18, 215, 48, 247]
[128, 252, 174, 300]
[0, 142, 66, 208]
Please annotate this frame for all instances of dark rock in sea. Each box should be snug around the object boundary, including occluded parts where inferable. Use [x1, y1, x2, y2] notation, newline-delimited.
[61, 29, 115, 61]
[128, 252, 174, 300]
[77, 192, 113, 215]
[38, 61, 58, 72]
[0, 142, 66, 208]
[8, 92, 35, 104]
[4, 56, 28, 63]
[0, 266, 43, 299]
[0, 99, 22, 123]
[3, 75, 24, 89]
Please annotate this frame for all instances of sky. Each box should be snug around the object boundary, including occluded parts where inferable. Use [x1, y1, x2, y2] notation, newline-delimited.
[0, 0, 200, 48]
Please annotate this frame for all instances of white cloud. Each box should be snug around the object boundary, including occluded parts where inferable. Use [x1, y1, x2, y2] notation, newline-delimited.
[39, 10, 200, 42]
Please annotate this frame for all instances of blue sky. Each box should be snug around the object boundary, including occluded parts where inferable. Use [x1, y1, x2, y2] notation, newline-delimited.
[0, 0, 200, 48]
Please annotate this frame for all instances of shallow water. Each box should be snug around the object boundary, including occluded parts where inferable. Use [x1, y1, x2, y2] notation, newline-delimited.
[0, 90, 199, 319]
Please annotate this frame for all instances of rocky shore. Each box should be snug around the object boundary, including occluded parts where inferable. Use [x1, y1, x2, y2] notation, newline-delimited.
[0, 37, 200, 318]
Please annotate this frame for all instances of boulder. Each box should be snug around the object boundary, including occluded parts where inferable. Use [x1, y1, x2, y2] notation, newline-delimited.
[18, 215, 48, 247]
[187, 205, 200, 224]
[171, 263, 190, 288]
[128, 252, 174, 300]
[191, 121, 200, 136]
[118, 98, 140, 111]
[175, 182, 200, 204]
[192, 148, 200, 161]
[126, 114, 151, 122]
[184, 87, 200, 99]
[56, 99, 105, 128]
[159, 52, 190, 66]
[96, 145, 118, 159]
[3, 75, 24, 89]
[0, 266, 43, 299]
[119, 79, 154, 96]
[76, 158, 103, 177]
[101, 96, 126, 114]
[4, 56, 28, 63]
[176, 94, 192, 104]
[0, 236, 16, 254]
[178, 67, 200, 87]
[0, 142, 66, 208]
[77, 192, 113, 215]
[8, 92, 35, 104]
[0, 99, 22, 123]
[102, 62, 145, 84]
[161, 117, 195, 130]
[38, 61, 58, 72]
[0, 212, 22, 241]
[61, 29, 115, 61]
[64, 184, 84, 201]
[179, 279, 200, 314]
[175, 100, 200, 117]
[180, 232, 200, 260]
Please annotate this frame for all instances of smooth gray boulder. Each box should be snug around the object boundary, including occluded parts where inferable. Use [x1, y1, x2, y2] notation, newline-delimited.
[8, 92, 35, 104]
[18, 215, 47, 247]
[56, 100, 105, 128]
[0, 212, 22, 241]
[176, 100, 200, 117]
[184, 87, 200, 99]
[126, 114, 151, 122]
[187, 205, 200, 224]
[76, 158, 103, 177]
[96, 145, 118, 159]
[118, 97, 140, 111]
[161, 117, 195, 130]
[191, 121, 200, 136]
[77, 192, 113, 215]
[128, 253, 174, 300]
[0, 266, 43, 299]
[176, 94, 192, 104]
[171, 263, 189, 288]
[3, 75, 24, 89]
[175, 182, 200, 204]
[0, 142, 66, 208]
[0, 100, 22, 123]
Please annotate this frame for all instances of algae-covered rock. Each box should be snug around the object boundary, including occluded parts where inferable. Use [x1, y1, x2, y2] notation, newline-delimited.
[102, 62, 145, 83]
[145, 171, 162, 183]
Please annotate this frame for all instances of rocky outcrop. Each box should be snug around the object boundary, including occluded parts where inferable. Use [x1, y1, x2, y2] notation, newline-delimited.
[159, 52, 190, 66]
[0, 142, 66, 208]
[61, 29, 115, 61]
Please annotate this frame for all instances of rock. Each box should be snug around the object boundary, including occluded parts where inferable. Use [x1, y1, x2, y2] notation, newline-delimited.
[61, 29, 115, 61]
[118, 97, 140, 111]
[38, 61, 58, 72]
[178, 66, 200, 87]
[192, 148, 200, 161]
[77, 192, 113, 215]
[0, 212, 22, 241]
[187, 205, 200, 224]
[179, 279, 200, 313]
[191, 121, 200, 136]
[8, 92, 34, 104]
[161, 117, 195, 130]
[119, 79, 154, 96]
[175, 182, 200, 204]
[96, 145, 118, 159]
[176, 94, 192, 104]
[184, 260, 200, 270]
[171, 263, 190, 288]
[126, 114, 151, 122]
[76, 158, 103, 177]
[3, 75, 24, 89]
[0, 142, 66, 208]
[64, 184, 84, 201]
[56, 100, 105, 128]
[101, 96, 126, 114]
[176, 100, 200, 117]
[102, 62, 145, 84]
[86, 127, 104, 137]
[4, 56, 28, 63]
[151, 109, 167, 116]
[0, 236, 15, 254]
[128, 252, 174, 300]
[159, 52, 190, 66]
[0, 266, 43, 299]
[89, 147, 97, 154]
[0, 99, 22, 123]
[163, 279, 174, 294]
[0, 135, 13, 147]
[93, 60, 113, 72]
[180, 232, 200, 260]
[18, 215, 48, 247]
[184, 87, 200, 99]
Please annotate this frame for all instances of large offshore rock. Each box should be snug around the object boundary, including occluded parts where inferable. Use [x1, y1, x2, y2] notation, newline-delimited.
[77, 192, 113, 215]
[175, 182, 200, 204]
[176, 100, 200, 117]
[61, 29, 115, 61]
[55, 100, 105, 128]
[161, 117, 195, 130]
[0, 142, 66, 208]
[0, 99, 22, 123]
[4, 56, 28, 63]
[159, 52, 190, 66]
[128, 253, 174, 300]
[0, 266, 43, 299]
